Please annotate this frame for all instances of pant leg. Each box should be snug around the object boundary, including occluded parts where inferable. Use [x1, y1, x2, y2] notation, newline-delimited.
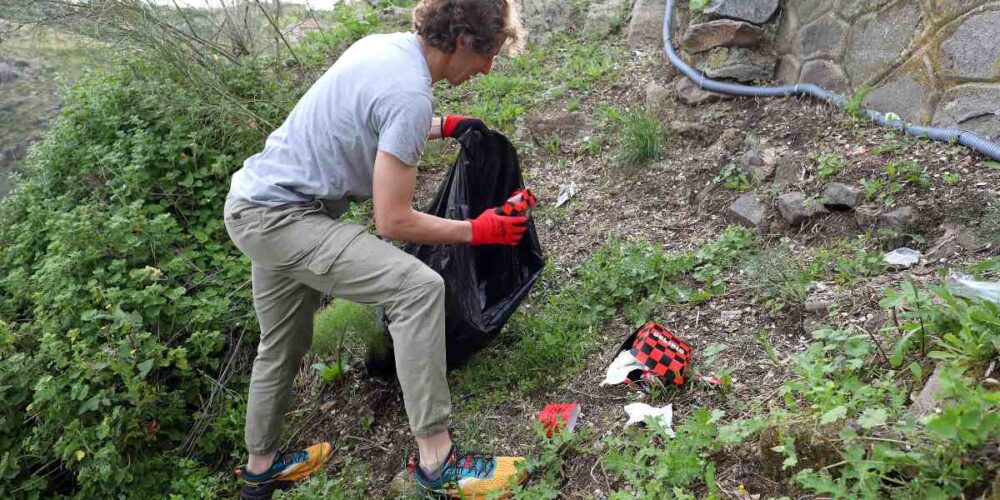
[290, 231, 451, 438]
[244, 264, 322, 455]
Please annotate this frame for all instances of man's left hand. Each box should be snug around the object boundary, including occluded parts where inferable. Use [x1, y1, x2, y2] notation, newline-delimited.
[442, 115, 488, 139]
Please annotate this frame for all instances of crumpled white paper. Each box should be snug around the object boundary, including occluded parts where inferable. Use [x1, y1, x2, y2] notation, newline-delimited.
[948, 271, 1000, 305]
[623, 403, 674, 437]
[601, 350, 644, 386]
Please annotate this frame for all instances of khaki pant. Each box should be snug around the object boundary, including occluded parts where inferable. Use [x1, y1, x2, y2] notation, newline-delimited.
[224, 197, 450, 455]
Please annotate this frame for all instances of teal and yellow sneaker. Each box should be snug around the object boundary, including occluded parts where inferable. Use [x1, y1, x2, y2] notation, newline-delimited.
[410, 445, 526, 499]
[239, 442, 333, 500]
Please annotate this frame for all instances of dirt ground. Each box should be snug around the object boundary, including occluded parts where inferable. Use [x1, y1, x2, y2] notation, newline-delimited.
[283, 55, 999, 497]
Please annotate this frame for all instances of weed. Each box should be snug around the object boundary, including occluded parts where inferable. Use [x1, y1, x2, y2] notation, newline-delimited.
[813, 238, 887, 286]
[741, 243, 817, 313]
[872, 130, 910, 156]
[754, 329, 780, 365]
[312, 299, 383, 361]
[815, 152, 845, 179]
[617, 112, 665, 168]
[844, 86, 872, 119]
[689, 0, 712, 13]
[942, 172, 961, 185]
[885, 158, 931, 189]
[859, 177, 882, 201]
[714, 161, 752, 191]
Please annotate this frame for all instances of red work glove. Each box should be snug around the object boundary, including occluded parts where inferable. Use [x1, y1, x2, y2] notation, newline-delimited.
[468, 208, 528, 246]
[443, 115, 488, 139]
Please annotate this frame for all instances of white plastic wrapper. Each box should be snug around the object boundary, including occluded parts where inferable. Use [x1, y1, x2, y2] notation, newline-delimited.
[947, 271, 1000, 305]
[623, 403, 674, 437]
[601, 350, 644, 386]
[884, 247, 921, 268]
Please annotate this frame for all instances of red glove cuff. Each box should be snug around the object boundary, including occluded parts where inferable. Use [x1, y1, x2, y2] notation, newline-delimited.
[442, 115, 468, 139]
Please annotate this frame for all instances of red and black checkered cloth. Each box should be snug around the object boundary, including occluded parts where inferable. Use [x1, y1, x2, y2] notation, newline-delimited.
[620, 321, 692, 386]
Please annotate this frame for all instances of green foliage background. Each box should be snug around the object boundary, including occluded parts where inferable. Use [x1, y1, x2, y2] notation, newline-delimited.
[0, 56, 304, 496]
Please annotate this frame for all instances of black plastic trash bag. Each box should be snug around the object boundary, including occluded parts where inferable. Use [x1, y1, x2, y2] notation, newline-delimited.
[365, 130, 545, 375]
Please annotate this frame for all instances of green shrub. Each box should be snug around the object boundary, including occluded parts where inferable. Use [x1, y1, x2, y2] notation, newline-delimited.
[0, 56, 301, 496]
[312, 299, 384, 364]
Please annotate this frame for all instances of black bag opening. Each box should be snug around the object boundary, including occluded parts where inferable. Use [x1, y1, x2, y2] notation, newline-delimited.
[365, 130, 545, 376]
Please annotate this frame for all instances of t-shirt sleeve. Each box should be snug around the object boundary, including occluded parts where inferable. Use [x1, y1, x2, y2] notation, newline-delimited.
[373, 90, 433, 167]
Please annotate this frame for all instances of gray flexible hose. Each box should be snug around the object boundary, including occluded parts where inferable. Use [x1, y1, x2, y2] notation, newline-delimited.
[661, 0, 1000, 160]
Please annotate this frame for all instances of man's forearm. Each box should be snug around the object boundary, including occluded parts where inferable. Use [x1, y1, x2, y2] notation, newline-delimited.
[427, 116, 444, 140]
[378, 208, 472, 245]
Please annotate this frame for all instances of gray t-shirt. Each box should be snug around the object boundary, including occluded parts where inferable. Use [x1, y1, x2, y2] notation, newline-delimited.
[229, 32, 433, 207]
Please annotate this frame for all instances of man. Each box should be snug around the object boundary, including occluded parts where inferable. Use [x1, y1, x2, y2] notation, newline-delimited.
[223, 0, 529, 498]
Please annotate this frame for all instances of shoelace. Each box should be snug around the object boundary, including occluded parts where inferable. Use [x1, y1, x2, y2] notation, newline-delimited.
[448, 450, 495, 479]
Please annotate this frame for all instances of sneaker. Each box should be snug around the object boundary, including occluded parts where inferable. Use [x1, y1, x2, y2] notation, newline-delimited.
[411, 445, 526, 499]
[239, 442, 333, 500]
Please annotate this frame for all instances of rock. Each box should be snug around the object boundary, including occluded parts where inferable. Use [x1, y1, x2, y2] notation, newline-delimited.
[585, 0, 632, 38]
[863, 74, 935, 125]
[800, 13, 849, 60]
[673, 77, 732, 106]
[855, 204, 880, 229]
[728, 192, 768, 230]
[738, 149, 775, 182]
[387, 469, 416, 498]
[926, 223, 979, 261]
[800, 60, 850, 94]
[822, 183, 863, 211]
[844, 6, 922, 85]
[798, 0, 832, 24]
[804, 300, 833, 313]
[667, 120, 713, 143]
[933, 84, 1000, 141]
[710, 127, 744, 153]
[680, 19, 763, 53]
[878, 206, 912, 230]
[516, 0, 572, 44]
[704, 0, 779, 24]
[772, 153, 803, 189]
[884, 247, 921, 268]
[911, 364, 946, 417]
[645, 81, 670, 114]
[940, 11, 1000, 80]
[838, 0, 893, 20]
[775, 55, 801, 83]
[527, 111, 593, 144]
[699, 47, 776, 82]
[627, 0, 667, 51]
[777, 192, 828, 225]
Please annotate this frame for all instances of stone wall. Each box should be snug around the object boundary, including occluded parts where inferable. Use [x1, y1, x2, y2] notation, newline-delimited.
[777, 0, 1000, 140]
[614, 0, 1000, 140]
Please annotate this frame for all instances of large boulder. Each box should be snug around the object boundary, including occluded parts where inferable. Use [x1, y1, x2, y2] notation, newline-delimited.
[843, 3, 922, 85]
[704, 0, 779, 24]
[822, 182, 864, 211]
[800, 60, 850, 94]
[863, 74, 935, 124]
[680, 19, 763, 53]
[673, 77, 734, 105]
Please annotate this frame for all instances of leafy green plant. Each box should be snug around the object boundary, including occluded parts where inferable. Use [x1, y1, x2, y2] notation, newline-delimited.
[942, 172, 961, 185]
[885, 159, 931, 189]
[714, 161, 751, 191]
[859, 177, 882, 201]
[754, 329, 780, 365]
[815, 152, 845, 179]
[689, 0, 712, 13]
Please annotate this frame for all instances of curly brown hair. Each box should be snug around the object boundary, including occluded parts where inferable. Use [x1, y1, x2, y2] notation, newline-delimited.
[413, 0, 526, 56]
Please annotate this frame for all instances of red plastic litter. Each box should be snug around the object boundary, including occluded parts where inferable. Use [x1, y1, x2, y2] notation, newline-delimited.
[698, 373, 724, 386]
[536, 403, 581, 437]
[625, 322, 692, 386]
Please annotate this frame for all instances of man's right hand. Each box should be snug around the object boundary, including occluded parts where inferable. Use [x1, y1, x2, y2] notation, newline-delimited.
[468, 209, 528, 246]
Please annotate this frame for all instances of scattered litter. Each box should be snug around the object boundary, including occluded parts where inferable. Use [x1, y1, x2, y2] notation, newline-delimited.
[947, 271, 1000, 305]
[556, 182, 577, 208]
[623, 403, 674, 436]
[697, 373, 724, 386]
[537, 403, 581, 437]
[602, 350, 645, 386]
[604, 322, 692, 387]
[884, 247, 921, 268]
